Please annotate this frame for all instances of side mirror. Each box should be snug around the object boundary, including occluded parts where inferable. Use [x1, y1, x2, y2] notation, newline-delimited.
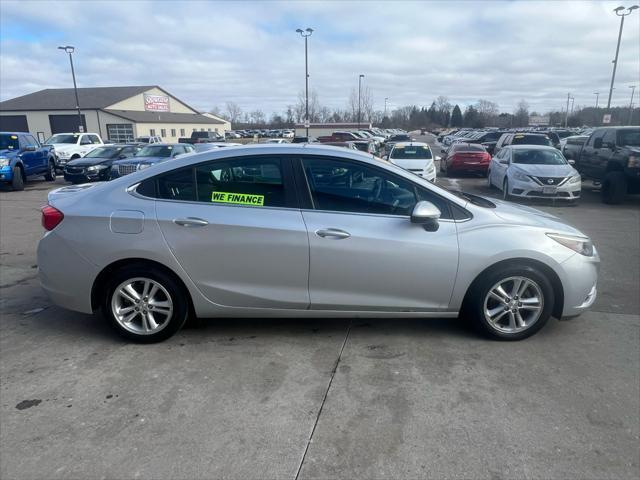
[568, 159, 576, 165]
[411, 201, 441, 232]
[23, 145, 37, 152]
[593, 138, 603, 149]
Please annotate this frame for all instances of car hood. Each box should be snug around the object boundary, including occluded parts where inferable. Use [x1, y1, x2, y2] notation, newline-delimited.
[0, 149, 18, 158]
[112, 156, 167, 166]
[49, 144, 79, 152]
[67, 157, 113, 167]
[490, 198, 584, 236]
[511, 163, 576, 177]
[623, 146, 640, 154]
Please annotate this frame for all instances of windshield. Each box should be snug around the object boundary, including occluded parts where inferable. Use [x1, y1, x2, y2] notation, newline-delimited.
[136, 145, 174, 157]
[84, 146, 124, 158]
[619, 129, 640, 147]
[45, 134, 79, 144]
[513, 149, 567, 165]
[391, 145, 432, 159]
[0, 133, 20, 150]
[135, 137, 150, 143]
[511, 135, 552, 146]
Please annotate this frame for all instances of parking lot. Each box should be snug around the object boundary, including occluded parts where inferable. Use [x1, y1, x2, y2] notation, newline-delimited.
[0, 133, 639, 479]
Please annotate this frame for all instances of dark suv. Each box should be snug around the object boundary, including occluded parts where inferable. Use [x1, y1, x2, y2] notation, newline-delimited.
[576, 127, 640, 204]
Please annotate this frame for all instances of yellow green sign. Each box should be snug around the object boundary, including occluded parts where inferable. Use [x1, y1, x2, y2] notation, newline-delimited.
[211, 191, 265, 206]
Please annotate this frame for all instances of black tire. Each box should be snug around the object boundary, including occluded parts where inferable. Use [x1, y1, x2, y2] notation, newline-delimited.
[102, 265, 189, 343]
[601, 171, 626, 205]
[44, 159, 56, 181]
[502, 178, 510, 200]
[11, 166, 24, 191]
[461, 264, 555, 341]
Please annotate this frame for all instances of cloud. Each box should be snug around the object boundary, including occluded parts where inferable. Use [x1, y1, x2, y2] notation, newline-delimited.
[1, 0, 638, 116]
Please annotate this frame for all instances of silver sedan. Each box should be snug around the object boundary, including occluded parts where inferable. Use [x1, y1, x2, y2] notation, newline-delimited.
[37, 144, 599, 342]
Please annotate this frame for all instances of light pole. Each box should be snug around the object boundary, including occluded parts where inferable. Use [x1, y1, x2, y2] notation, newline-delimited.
[564, 93, 571, 127]
[384, 97, 389, 118]
[629, 85, 637, 124]
[593, 92, 600, 108]
[357, 74, 365, 127]
[295, 28, 313, 138]
[58, 45, 83, 132]
[606, 5, 639, 109]
[570, 96, 575, 115]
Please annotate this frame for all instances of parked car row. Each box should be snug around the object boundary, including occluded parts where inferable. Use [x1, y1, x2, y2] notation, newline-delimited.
[0, 131, 57, 190]
[226, 129, 295, 139]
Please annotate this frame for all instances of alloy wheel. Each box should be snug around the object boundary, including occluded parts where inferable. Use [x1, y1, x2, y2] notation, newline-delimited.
[483, 276, 544, 333]
[111, 277, 174, 335]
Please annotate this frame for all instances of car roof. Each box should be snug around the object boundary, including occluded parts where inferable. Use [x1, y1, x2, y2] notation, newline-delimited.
[393, 142, 430, 148]
[507, 144, 559, 151]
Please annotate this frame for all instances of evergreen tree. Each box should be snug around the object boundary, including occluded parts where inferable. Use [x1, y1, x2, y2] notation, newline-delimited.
[450, 105, 463, 127]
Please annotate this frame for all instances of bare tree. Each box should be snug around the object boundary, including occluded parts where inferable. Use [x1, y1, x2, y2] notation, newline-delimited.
[347, 86, 374, 123]
[250, 109, 265, 125]
[476, 99, 499, 126]
[224, 102, 243, 124]
[513, 99, 529, 127]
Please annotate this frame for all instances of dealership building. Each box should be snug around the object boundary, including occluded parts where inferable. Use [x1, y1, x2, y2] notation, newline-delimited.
[0, 85, 230, 143]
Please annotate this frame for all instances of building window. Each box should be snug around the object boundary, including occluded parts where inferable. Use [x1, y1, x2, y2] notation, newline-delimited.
[180, 128, 185, 136]
[161, 128, 166, 137]
[193, 128, 197, 132]
[201, 128, 205, 132]
[171, 129, 176, 137]
[106, 124, 134, 143]
[150, 129, 156, 136]
[208, 128, 212, 132]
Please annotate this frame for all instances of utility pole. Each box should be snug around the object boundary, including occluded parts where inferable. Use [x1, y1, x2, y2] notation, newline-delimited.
[606, 5, 639, 109]
[565, 93, 571, 128]
[384, 97, 389, 117]
[629, 85, 636, 125]
[296, 28, 313, 138]
[593, 92, 600, 108]
[58, 46, 83, 132]
[357, 74, 365, 127]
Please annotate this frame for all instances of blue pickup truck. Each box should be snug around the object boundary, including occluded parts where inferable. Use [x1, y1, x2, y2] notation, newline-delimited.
[0, 132, 57, 190]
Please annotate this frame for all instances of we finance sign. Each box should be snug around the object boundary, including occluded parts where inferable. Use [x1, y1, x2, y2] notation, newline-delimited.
[143, 93, 170, 112]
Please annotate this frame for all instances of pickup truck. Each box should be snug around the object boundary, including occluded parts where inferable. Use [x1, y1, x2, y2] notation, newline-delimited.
[0, 132, 57, 190]
[178, 131, 225, 144]
[44, 132, 104, 170]
[575, 126, 640, 204]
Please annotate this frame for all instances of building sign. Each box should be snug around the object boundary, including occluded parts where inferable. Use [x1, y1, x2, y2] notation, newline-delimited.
[529, 115, 550, 126]
[602, 114, 611, 124]
[144, 93, 170, 112]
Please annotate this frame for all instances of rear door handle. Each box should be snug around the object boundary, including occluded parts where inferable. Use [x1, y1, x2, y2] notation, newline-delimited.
[173, 217, 209, 227]
[315, 228, 351, 239]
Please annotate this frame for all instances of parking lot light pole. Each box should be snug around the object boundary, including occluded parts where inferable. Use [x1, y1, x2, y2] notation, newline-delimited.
[58, 45, 83, 132]
[384, 97, 389, 118]
[629, 85, 637, 124]
[593, 92, 600, 108]
[357, 74, 365, 127]
[564, 93, 571, 127]
[606, 5, 639, 109]
[296, 28, 313, 138]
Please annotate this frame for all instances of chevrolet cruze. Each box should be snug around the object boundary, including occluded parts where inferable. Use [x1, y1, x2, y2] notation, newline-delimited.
[37, 144, 599, 342]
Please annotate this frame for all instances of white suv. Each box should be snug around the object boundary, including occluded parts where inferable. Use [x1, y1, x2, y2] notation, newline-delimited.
[45, 133, 104, 169]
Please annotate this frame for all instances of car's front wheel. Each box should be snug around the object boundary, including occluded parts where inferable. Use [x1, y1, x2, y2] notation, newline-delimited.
[102, 266, 188, 342]
[44, 160, 56, 181]
[502, 178, 510, 200]
[11, 166, 24, 191]
[463, 264, 554, 340]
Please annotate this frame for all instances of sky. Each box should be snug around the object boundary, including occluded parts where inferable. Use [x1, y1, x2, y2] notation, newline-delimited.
[1, 0, 639, 117]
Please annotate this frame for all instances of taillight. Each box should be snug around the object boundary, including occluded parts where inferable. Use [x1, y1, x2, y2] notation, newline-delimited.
[41, 205, 64, 231]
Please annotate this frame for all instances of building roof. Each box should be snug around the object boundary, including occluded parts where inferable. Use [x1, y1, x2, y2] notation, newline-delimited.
[0, 86, 156, 111]
[104, 109, 224, 124]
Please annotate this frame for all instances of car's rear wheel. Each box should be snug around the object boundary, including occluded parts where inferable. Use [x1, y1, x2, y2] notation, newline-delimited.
[102, 266, 188, 342]
[487, 170, 494, 189]
[44, 160, 56, 181]
[463, 265, 554, 340]
[601, 171, 626, 204]
[11, 166, 24, 191]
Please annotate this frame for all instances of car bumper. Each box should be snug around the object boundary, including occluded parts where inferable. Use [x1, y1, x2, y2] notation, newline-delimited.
[509, 178, 581, 200]
[64, 169, 110, 183]
[0, 165, 14, 181]
[559, 247, 600, 317]
[449, 163, 489, 174]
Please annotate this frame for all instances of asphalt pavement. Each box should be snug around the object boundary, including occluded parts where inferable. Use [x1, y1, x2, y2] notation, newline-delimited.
[0, 140, 638, 480]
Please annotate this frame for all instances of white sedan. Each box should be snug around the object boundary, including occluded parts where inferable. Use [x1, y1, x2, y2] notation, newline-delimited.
[386, 142, 436, 182]
[488, 145, 581, 202]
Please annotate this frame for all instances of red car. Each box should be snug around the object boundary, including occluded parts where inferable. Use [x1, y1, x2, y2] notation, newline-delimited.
[441, 142, 491, 176]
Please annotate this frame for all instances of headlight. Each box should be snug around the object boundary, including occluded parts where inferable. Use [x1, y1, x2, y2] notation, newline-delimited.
[137, 164, 151, 170]
[546, 233, 594, 256]
[87, 165, 108, 172]
[569, 174, 581, 184]
[512, 170, 530, 182]
[629, 156, 638, 168]
[57, 151, 70, 158]
[0, 157, 9, 167]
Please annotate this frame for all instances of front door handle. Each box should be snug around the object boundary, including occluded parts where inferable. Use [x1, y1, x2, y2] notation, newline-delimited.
[315, 228, 351, 239]
[173, 217, 209, 227]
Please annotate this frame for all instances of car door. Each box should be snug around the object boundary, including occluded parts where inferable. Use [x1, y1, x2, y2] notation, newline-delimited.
[18, 135, 41, 175]
[491, 148, 509, 188]
[297, 156, 459, 311]
[152, 155, 310, 309]
[595, 129, 617, 178]
[579, 129, 603, 177]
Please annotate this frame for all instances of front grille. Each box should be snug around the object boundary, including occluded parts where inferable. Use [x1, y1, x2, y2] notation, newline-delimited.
[65, 166, 84, 174]
[117, 164, 138, 176]
[526, 191, 570, 197]
[533, 176, 565, 186]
